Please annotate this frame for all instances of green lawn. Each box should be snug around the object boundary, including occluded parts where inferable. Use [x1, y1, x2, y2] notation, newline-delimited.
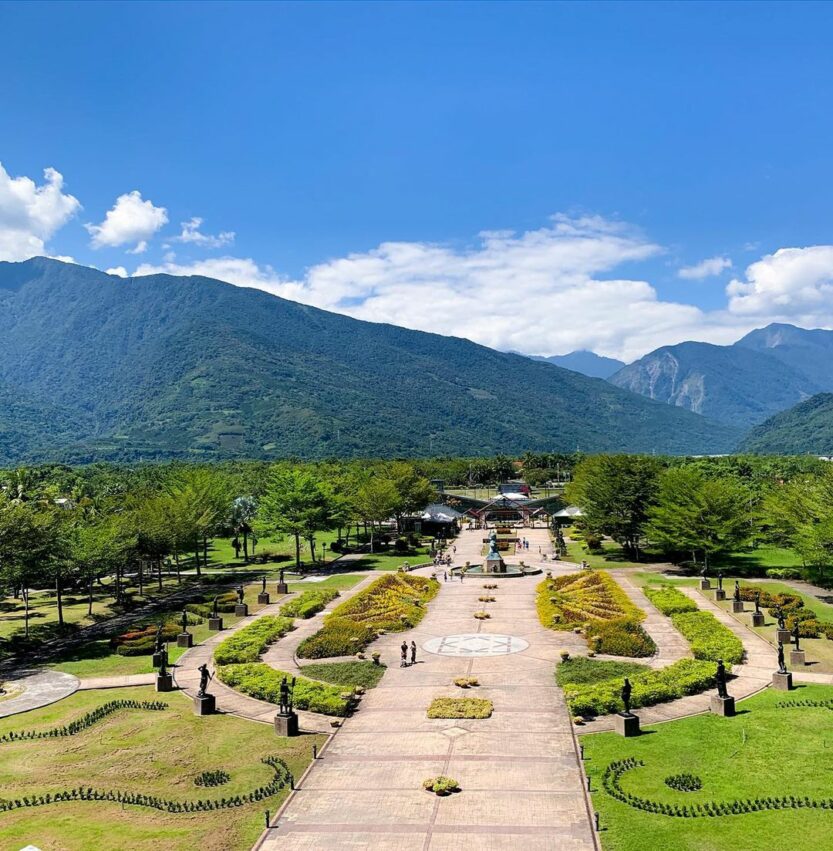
[585, 684, 833, 851]
[556, 657, 650, 686]
[0, 685, 325, 851]
[348, 548, 431, 571]
[563, 541, 665, 570]
[298, 660, 387, 689]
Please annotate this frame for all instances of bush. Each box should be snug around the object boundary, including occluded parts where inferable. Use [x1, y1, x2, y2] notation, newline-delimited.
[423, 775, 460, 796]
[563, 658, 718, 717]
[426, 697, 493, 719]
[556, 657, 650, 686]
[644, 586, 698, 616]
[297, 574, 439, 659]
[299, 661, 386, 689]
[279, 589, 339, 619]
[186, 591, 238, 619]
[454, 676, 480, 688]
[671, 611, 744, 664]
[216, 663, 353, 715]
[111, 621, 180, 656]
[766, 567, 804, 580]
[213, 616, 294, 666]
[664, 773, 702, 792]
[194, 769, 230, 787]
[537, 571, 642, 630]
[591, 619, 656, 657]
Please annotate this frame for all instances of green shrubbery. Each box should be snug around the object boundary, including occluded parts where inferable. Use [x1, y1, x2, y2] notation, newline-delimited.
[111, 622, 182, 656]
[213, 616, 294, 666]
[186, 591, 238, 619]
[563, 658, 717, 717]
[423, 775, 461, 796]
[298, 661, 386, 689]
[588, 620, 656, 657]
[216, 663, 353, 715]
[644, 586, 698, 616]
[297, 574, 438, 659]
[426, 697, 493, 719]
[671, 611, 744, 664]
[555, 657, 649, 686]
[279, 588, 339, 619]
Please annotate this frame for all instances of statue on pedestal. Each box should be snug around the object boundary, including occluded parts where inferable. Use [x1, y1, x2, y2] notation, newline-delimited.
[715, 659, 729, 699]
[621, 678, 632, 715]
[733, 581, 741, 602]
[717, 572, 723, 591]
[158, 647, 168, 676]
[279, 676, 296, 715]
[212, 596, 220, 617]
[154, 622, 165, 655]
[754, 591, 761, 613]
[777, 641, 787, 675]
[261, 576, 267, 593]
[236, 585, 245, 605]
[793, 622, 801, 651]
[197, 663, 213, 697]
[776, 607, 786, 630]
[181, 609, 189, 633]
[700, 563, 707, 578]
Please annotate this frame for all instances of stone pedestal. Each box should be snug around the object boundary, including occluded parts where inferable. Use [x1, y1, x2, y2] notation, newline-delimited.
[790, 649, 806, 667]
[177, 632, 193, 648]
[751, 612, 765, 627]
[257, 592, 271, 605]
[193, 694, 216, 715]
[234, 604, 249, 617]
[208, 617, 224, 631]
[152, 651, 164, 668]
[776, 629, 792, 644]
[614, 712, 640, 737]
[710, 694, 735, 716]
[274, 711, 299, 737]
[732, 601, 745, 613]
[714, 589, 726, 601]
[699, 579, 711, 590]
[276, 582, 289, 595]
[155, 672, 174, 692]
[772, 671, 793, 691]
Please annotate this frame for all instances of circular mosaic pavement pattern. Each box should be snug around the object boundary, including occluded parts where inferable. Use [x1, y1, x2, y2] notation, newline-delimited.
[422, 633, 529, 657]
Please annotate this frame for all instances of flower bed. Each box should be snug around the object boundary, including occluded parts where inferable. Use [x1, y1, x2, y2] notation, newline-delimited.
[279, 588, 339, 619]
[671, 611, 744, 665]
[563, 658, 718, 718]
[537, 571, 656, 658]
[215, 663, 353, 716]
[426, 697, 493, 719]
[644, 586, 698, 616]
[111, 622, 181, 656]
[213, 616, 294, 666]
[297, 574, 438, 659]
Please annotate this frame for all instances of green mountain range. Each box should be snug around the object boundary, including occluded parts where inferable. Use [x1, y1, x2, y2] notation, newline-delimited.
[609, 324, 833, 428]
[531, 350, 625, 379]
[739, 393, 833, 455]
[0, 258, 739, 464]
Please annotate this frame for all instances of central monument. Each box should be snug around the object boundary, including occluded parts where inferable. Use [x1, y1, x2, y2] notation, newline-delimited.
[484, 530, 507, 574]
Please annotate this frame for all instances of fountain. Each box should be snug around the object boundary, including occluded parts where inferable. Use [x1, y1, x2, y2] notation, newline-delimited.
[462, 529, 540, 578]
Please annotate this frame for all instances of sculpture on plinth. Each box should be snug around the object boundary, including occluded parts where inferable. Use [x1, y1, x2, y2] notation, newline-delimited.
[621, 678, 632, 715]
[236, 585, 245, 605]
[181, 609, 189, 633]
[158, 647, 169, 676]
[212, 596, 220, 617]
[793, 621, 801, 651]
[717, 572, 723, 591]
[279, 676, 296, 715]
[733, 581, 741, 602]
[754, 591, 761, 613]
[261, 576, 267, 593]
[154, 622, 165, 655]
[777, 641, 788, 675]
[776, 607, 786, 630]
[715, 659, 729, 699]
[197, 663, 213, 697]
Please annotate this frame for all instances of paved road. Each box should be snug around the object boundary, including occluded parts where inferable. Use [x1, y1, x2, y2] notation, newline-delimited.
[258, 527, 597, 851]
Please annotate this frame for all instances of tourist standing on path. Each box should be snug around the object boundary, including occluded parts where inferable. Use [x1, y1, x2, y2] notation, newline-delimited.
[400, 641, 408, 667]
[410, 641, 417, 665]
[443, 570, 448, 582]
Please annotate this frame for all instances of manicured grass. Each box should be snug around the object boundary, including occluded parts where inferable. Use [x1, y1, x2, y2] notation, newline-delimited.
[712, 545, 804, 573]
[347, 548, 432, 572]
[563, 540, 663, 570]
[286, 574, 363, 593]
[585, 684, 833, 851]
[0, 686, 324, 851]
[555, 657, 650, 687]
[299, 661, 387, 689]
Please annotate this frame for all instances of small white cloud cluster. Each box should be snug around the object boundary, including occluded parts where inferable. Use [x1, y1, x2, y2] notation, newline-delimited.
[85, 190, 168, 254]
[0, 163, 81, 261]
[678, 255, 732, 280]
[174, 217, 234, 248]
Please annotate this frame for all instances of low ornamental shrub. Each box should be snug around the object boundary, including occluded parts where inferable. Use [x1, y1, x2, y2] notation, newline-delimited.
[426, 697, 493, 719]
[194, 769, 230, 787]
[562, 658, 718, 718]
[216, 663, 353, 715]
[590, 620, 656, 658]
[453, 677, 480, 688]
[671, 611, 744, 665]
[279, 589, 339, 619]
[473, 611, 491, 620]
[213, 616, 294, 666]
[297, 574, 438, 659]
[644, 586, 698, 616]
[186, 591, 238, 619]
[423, 776, 461, 796]
[665, 773, 703, 792]
[298, 661, 386, 689]
[111, 622, 181, 656]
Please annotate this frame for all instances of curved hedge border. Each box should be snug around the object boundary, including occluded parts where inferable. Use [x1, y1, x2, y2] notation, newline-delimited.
[213, 616, 294, 666]
[671, 611, 744, 665]
[603, 757, 833, 818]
[0, 755, 291, 815]
[280, 589, 339, 619]
[0, 700, 167, 744]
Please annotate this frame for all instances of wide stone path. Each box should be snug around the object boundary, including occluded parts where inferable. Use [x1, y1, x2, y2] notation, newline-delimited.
[258, 527, 597, 851]
[0, 669, 79, 718]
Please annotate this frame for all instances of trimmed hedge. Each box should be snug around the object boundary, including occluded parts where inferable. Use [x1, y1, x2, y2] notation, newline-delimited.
[644, 586, 699, 616]
[563, 658, 718, 717]
[186, 591, 238, 619]
[111, 622, 181, 657]
[279, 588, 339, 619]
[213, 616, 294, 666]
[588, 620, 656, 658]
[216, 663, 353, 716]
[297, 574, 439, 659]
[299, 661, 386, 689]
[426, 697, 493, 719]
[671, 611, 744, 665]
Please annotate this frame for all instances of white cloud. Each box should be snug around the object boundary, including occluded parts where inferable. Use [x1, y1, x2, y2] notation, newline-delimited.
[85, 190, 167, 252]
[0, 163, 81, 261]
[174, 217, 234, 248]
[106, 266, 129, 278]
[678, 255, 732, 279]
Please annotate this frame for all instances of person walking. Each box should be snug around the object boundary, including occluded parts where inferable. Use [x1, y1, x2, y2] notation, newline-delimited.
[400, 641, 408, 667]
[410, 641, 417, 665]
[443, 570, 448, 582]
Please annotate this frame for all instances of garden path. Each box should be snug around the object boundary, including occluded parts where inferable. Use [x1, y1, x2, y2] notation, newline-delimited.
[0, 669, 79, 718]
[577, 584, 776, 734]
[257, 526, 597, 851]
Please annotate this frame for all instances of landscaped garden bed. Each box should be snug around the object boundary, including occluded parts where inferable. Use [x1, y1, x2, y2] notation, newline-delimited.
[279, 588, 339, 619]
[213, 616, 294, 666]
[537, 571, 656, 657]
[426, 697, 493, 719]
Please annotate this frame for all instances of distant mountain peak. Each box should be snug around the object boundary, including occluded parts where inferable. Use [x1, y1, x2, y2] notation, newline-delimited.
[530, 350, 626, 379]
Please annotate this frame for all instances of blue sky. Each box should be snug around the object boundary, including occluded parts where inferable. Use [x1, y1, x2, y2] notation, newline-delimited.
[2, 0, 833, 360]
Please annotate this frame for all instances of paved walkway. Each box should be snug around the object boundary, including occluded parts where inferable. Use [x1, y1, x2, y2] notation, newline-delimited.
[77, 673, 157, 690]
[577, 584, 776, 734]
[0, 669, 79, 718]
[258, 527, 597, 851]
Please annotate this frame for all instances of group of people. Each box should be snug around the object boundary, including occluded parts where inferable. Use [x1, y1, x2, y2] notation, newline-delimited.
[400, 640, 418, 667]
[515, 537, 531, 552]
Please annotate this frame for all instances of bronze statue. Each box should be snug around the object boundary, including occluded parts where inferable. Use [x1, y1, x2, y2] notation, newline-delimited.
[236, 585, 245, 605]
[754, 591, 761, 613]
[777, 641, 787, 675]
[154, 622, 165, 654]
[733, 581, 740, 602]
[793, 621, 801, 651]
[700, 563, 707, 578]
[261, 576, 267, 592]
[197, 663, 213, 697]
[181, 609, 189, 633]
[212, 596, 219, 617]
[279, 569, 285, 584]
[158, 647, 168, 676]
[776, 607, 786, 630]
[621, 678, 632, 715]
[717, 572, 723, 591]
[278, 676, 296, 714]
[715, 659, 728, 699]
